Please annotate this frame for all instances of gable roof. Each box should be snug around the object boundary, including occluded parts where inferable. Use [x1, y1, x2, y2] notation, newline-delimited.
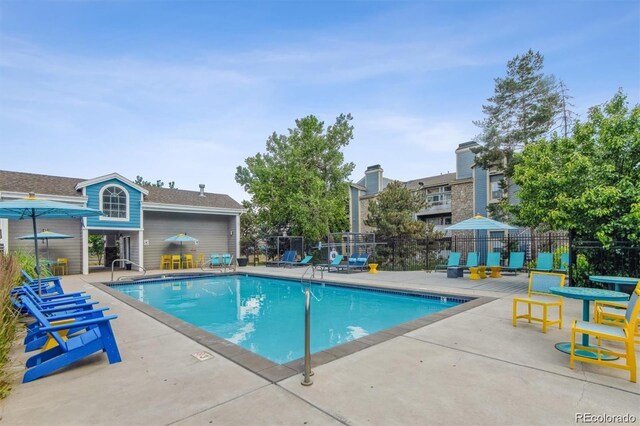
[0, 170, 242, 210]
[75, 173, 149, 195]
[404, 172, 456, 191]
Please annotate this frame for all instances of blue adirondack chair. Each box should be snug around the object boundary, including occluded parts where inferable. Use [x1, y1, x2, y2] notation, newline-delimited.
[13, 283, 92, 313]
[503, 252, 525, 275]
[18, 270, 64, 295]
[20, 296, 122, 383]
[531, 252, 553, 272]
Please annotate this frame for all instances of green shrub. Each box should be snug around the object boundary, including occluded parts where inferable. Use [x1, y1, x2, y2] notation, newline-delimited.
[12, 249, 52, 278]
[0, 254, 21, 398]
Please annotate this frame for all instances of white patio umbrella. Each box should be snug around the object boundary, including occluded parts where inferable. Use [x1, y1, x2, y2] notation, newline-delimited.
[0, 193, 103, 294]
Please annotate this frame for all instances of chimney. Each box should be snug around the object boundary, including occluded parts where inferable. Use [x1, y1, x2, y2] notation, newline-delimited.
[199, 184, 206, 197]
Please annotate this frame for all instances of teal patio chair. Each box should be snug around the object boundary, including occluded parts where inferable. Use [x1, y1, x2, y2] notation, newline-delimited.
[20, 296, 122, 383]
[435, 252, 461, 272]
[222, 253, 236, 271]
[337, 253, 370, 273]
[503, 252, 525, 275]
[316, 254, 344, 273]
[284, 255, 313, 268]
[266, 250, 295, 267]
[209, 254, 221, 268]
[553, 252, 570, 273]
[486, 252, 501, 267]
[530, 252, 553, 272]
[464, 252, 479, 269]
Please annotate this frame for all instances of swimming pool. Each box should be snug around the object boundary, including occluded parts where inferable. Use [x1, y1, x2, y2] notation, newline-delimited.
[112, 274, 467, 364]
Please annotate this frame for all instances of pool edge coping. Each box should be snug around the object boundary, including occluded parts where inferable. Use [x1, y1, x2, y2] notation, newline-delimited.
[94, 273, 496, 383]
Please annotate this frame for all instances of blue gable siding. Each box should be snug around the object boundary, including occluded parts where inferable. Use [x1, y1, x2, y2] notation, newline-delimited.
[456, 149, 475, 180]
[85, 178, 142, 229]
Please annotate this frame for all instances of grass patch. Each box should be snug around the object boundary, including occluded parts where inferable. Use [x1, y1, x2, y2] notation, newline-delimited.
[0, 254, 21, 398]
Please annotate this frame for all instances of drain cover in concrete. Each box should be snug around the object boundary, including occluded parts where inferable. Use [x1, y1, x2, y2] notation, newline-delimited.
[192, 351, 214, 361]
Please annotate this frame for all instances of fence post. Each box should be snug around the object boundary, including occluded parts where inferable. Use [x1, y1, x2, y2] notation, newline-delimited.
[392, 239, 396, 271]
[568, 230, 575, 286]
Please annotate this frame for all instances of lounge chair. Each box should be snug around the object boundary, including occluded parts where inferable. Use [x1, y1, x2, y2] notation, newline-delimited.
[553, 252, 569, 273]
[570, 283, 640, 382]
[283, 255, 313, 268]
[337, 253, 370, 273]
[464, 252, 479, 269]
[486, 252, 501, 268]
[20, 296, 121, 383]
[513, 271, 565, 333]
[502, 252, 525, 275]
[434, 252, 461, 272]
[209, 254, 221, 268]
[316, 254, 344, 273]
[13, 283, 92, 313]
[222, 253, 236, 271]
[530, 252, 553, 272]
[266, 250, 295, 267]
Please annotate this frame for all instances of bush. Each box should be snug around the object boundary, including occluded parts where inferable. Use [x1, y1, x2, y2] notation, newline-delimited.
[0, 254, 21, 398]
[12, 249, 52, 278]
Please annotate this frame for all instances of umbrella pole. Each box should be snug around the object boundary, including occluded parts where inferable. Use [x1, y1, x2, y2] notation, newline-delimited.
[31, 212, 42, 296]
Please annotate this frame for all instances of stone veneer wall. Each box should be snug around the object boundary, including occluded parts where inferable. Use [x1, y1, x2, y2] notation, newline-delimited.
[451, 180, 474, 224]
[358, 196, 377, 233]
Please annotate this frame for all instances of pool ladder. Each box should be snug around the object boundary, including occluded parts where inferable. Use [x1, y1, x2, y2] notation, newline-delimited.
[111, 259, 147, 281]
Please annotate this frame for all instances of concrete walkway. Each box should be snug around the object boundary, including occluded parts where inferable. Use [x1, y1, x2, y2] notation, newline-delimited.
[1, 267, 638, 425]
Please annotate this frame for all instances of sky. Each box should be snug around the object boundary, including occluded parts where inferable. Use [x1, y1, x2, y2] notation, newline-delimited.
[1, 0, 638, 203]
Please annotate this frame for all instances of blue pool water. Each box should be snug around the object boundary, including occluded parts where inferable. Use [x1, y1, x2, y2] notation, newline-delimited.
[113, 274, 463, 364]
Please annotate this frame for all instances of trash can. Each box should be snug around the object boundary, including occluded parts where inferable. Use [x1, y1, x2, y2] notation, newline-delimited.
[447, 267, 463, 278]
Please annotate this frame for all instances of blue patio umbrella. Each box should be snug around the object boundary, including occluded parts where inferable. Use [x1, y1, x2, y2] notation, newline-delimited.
[445, 215, 517, 231]
[18, 229, 73, 260]
[164, 233, 198, 260]
[0, 193, 103, 294]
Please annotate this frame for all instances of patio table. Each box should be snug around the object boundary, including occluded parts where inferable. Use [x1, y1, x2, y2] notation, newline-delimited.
[550, 286, 629, 360]
[589, 275, 639, 292]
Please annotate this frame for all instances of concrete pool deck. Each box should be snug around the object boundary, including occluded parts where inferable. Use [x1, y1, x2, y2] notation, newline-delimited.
[2, 267, 639, 425]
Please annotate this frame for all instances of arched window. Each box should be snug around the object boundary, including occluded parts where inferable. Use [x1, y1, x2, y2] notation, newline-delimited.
[101, 185, 128, 220]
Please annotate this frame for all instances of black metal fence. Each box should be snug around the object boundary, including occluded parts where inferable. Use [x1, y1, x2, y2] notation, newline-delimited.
[571, 240, 640, 287]
[376, 233, 570, 272]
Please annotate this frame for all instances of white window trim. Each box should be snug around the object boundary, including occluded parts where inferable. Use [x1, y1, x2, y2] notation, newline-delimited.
[99, 184, 130, 222]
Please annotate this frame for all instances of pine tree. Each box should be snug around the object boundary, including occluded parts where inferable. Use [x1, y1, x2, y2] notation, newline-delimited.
[554, 80, 578, 138]
[473, 49, 562, 177]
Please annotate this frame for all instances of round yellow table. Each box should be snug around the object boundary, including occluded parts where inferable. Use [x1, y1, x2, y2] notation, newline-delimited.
[368, 263, 378, 274]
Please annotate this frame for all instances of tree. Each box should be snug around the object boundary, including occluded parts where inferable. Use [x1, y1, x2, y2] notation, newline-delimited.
[554, 79, 578, 138]
[473, 49, 562, 177]
[134, 176, 175, 189]
[239, 200, 272, 259]
[236, 114, 355, 244]
[511, 90, 640, 246]
[88, 234, 105, 265]
[364, 181, 427, 240]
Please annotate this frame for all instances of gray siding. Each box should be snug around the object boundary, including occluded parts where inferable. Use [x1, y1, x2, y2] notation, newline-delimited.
[7, 218, 83, 274]
[365, 171, 380, 195]
[474, 168, 488, 216]
[456, 148, 475, 180]
[143, 211, 235, 269]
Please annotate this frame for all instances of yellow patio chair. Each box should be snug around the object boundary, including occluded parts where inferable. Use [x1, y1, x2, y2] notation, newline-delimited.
[512, 271, 565, 333]
[183, 254, 194, 269]
[160, 255, 172, 270]
[570, 284, 640, 382]
[171, 255, 181, 270]
[195, 254, 205, 268]
[594, 280, 640, 344]
[53, 258, 68, 275]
